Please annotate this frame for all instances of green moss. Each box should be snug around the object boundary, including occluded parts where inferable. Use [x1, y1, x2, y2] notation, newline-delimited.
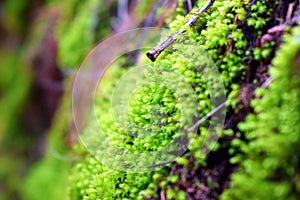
[186, 0, 249, 89]
[19, 79, 75, 200]
[67, 62, 158, 199]
[0, 50, 32, 200]
[68, 147, 169, 200]
[67, 0, 280, 199]
[56, 0, 111, 69]
[0, 51, 31, 145]
[221, 24, 300, 200]
[166, 187, 186, 200]
[21, 156, 70, 200]
[2, 0, 29, 33]
[247, 1, 271, 31]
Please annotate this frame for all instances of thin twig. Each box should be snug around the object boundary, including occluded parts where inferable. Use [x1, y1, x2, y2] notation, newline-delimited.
[261, 76, 274, 89]
[146, 101, 226, 168]
[187, 101, 226, 133]
[146, 0, 215, 61]
[160, 190, 166, 200]
[286, 2, 295, 22]
[146, 159, 175, 168]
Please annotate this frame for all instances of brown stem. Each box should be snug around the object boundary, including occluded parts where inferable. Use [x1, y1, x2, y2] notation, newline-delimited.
[146, 0, 215, 62]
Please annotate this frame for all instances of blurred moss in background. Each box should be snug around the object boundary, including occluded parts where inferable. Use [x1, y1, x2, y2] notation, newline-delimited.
[0, 0, 110, 199]
[0, 0, 64, 199]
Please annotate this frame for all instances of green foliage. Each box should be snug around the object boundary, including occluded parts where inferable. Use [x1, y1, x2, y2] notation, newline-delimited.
[21, 156, 70, 200]
[7, 0, 295, 199]
[252, 41, 276, 61]
[247, 1, 271, 31]
[2, 0, 29, 33]
[109, 82, 181, 152]
[221, 24, 300, 200]
[68, 140, 169, 200]
[0, 51, 31, 144]
[185, 0, 250, 89]
[0, 51, 32, 200]
[20, 79, 75, 200]
[67, 62, 160, 199]
[56, 0, 111, 69]
[245, 0, 275, 62]
[166, 187, 186, 200]
[226, 84, 241, 111]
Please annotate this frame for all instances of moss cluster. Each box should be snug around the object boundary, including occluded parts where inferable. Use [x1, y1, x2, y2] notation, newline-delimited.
[69, 63, 171, 199]
[68, 151, 170, 200]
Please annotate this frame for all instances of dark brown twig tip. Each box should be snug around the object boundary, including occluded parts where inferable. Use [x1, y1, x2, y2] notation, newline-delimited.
[146, 0, 215, 62]
[146, 49, 160, 62]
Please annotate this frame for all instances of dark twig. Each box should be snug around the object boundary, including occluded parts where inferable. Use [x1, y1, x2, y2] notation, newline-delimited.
[146, 0, 215, 61]
[136, 0, 165, 59]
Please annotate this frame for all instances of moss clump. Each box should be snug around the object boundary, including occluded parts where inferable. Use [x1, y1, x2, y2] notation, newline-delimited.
[222, 24, 300, 200]
[247, 1, 271, 31]
[100, 59, 201, 154]
[68, 64, 171, 199]
[69, 151, 169, 200]
[69, 151, 170, 200]
[68, 62, 159, 199]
